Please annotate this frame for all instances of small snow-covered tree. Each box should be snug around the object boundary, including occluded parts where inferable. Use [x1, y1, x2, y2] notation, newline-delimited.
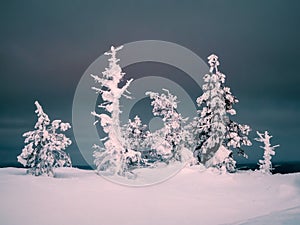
[122, 115, 149, 166]
[204, 145, 236, 174]
[122, 116, 149, 151]
[146, 89, 187, 162]
[255, 131, 279, 174]
[91, 45, 139, 177]
[17, 101, 72, 176]
[192, 54, 251, 172]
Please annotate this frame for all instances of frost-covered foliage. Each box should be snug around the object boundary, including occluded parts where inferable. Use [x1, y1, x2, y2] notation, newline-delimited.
[255, 131, 279, 174]
[192, 54, 251, 172]
[122, 115, 149, 166]
[122, 116, 149, 151]
[146, 89, 187, 162]
[17, 101, 72, 176]
[206, 146, 236, 173]
[91, 46, 138, 177]
[192, 54, 228, 166]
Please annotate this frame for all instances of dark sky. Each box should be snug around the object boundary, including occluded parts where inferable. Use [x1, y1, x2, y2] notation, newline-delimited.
[1, 0, 300, 167]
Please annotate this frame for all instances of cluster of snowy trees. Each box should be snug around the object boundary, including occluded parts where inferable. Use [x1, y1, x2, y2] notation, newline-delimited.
[89, 46, 279, 177]
[18, 45, 279, 177]
[90, 46, 190, 178]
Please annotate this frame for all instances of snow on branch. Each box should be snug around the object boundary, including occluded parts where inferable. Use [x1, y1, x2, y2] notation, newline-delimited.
[208, 54, 220, 73]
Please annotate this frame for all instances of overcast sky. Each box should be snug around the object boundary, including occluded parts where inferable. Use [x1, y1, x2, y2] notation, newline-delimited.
[1, 0, 300, 167]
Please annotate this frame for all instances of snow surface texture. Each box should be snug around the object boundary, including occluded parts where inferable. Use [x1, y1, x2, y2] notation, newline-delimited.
[1, 167, 300, 225]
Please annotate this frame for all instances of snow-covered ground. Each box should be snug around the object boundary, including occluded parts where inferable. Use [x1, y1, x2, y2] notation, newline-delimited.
[1, 166, 300, 225]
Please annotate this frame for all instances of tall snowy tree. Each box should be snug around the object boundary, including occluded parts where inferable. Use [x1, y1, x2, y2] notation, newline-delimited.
[146, 89, 187, 162]
[17, 101, 72, 176]
[91, 45, 139, 177]
[193, 54, 228, 166]
[255, 131, 279, 174]
[192, 54, 251, 172]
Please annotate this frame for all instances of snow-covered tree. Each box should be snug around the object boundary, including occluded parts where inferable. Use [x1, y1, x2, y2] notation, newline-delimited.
[255, 131, 279, 174]
[192, 54, 251, 172]
[204, 145, 236, 174]
[122, 115, 149, 166]
[91, 45, 139, 177]
[17, 101, 72, 176]
[193, 54, 228, 166]
[146, 89, 187, 162]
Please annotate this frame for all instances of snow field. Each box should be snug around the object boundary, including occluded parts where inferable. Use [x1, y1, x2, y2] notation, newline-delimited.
[1, 166, 299, 225]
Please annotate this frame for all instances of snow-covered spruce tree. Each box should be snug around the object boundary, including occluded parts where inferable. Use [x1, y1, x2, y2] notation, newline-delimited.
[17, 101, 72, 176]
[122, 115, 150, 167]
[91, 45, 140, 177]
[193, 54, 251, 172]
[146, 89, 187, 163]
[255, 131, 279, 174]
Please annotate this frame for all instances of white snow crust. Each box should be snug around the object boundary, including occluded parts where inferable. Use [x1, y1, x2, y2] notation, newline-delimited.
[1, 166, 300, 225]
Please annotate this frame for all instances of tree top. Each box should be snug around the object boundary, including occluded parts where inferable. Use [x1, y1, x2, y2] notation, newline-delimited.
[208, 54, 220, 73]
